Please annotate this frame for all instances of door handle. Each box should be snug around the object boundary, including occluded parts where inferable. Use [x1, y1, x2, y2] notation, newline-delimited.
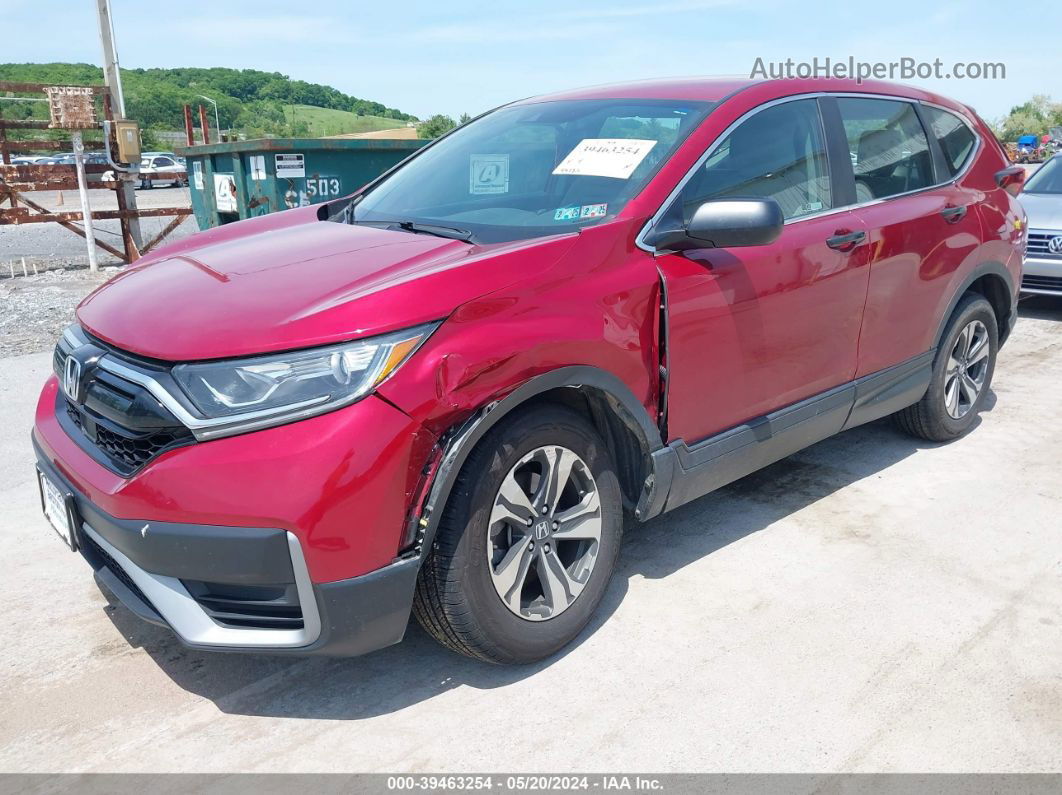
[941, 204, 968, 223]
[826, 230, 866, 251]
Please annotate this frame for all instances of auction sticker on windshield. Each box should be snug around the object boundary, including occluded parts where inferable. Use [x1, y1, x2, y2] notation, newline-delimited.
[470, 154, 509, 194]
[552, 138, 657, 179]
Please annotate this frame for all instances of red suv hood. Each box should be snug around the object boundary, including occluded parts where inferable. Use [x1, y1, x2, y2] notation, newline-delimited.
[78, 214, 574, 361]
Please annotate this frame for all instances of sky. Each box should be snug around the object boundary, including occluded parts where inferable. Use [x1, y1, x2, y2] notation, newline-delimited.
[1, 0, 1057, 122]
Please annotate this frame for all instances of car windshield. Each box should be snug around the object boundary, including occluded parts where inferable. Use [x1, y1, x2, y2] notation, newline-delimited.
[344, 98, 712, 243]
[1023, 157, 1062, 194]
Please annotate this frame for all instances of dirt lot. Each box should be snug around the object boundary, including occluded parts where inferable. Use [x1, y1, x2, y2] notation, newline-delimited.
[0, 294, 1059, 773]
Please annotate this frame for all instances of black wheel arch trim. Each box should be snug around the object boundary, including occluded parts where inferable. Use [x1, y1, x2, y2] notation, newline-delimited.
[934, 261, 1016, 349]
[408, 366, 665, 559]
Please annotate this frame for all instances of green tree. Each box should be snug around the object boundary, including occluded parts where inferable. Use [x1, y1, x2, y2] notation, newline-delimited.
[417, 114, 457, 139]
[994, 94, 1062, 141]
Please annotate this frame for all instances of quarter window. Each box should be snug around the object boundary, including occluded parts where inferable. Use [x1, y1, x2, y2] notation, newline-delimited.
[669, 99, 831, 222]
[837, 98, 934, 201]
[922, 106, 977, 177]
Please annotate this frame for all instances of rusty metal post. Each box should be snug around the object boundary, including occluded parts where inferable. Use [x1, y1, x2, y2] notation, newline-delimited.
[198, 104, 211, 145]
[96, 0, 142, 251]
[103, 93, 138, 263]
[183, 104, 194, 147]
[0, 115, 14, 210]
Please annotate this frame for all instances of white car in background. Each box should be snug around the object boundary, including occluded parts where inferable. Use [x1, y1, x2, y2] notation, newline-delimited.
[137, 153, 187, 189]
[1020, 154, 1062, 297]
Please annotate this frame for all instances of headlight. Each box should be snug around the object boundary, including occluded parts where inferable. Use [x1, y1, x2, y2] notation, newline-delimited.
[172, 324, 435, 423]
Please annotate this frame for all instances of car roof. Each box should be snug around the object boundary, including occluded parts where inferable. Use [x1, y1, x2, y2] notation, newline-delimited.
[514, 77, 973, 115]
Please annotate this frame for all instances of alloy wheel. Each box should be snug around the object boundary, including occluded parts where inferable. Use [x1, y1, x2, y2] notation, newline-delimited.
[944, 319, 990, 419]
[486, 445, 602, 621]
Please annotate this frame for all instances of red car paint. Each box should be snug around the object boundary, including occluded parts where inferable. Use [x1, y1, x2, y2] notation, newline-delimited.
[34, 78, 1024, 650]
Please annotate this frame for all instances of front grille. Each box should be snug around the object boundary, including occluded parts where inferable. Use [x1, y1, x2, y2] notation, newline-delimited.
[182, 580, 304, 630]
[66, 399, 188, 473]
[63, 396, 192, 476]
[1022, 274, 1062, 293]
[1027, 232, 1062, 259]
[55, 338, 194, 476]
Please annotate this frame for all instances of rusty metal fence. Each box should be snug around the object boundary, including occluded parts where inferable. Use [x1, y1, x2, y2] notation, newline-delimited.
[0, 80, 193, 265]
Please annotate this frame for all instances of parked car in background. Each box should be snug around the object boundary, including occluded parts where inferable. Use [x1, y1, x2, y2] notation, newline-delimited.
[1019, 153, 1062, 296]
[137, 153, 187, 189]
[34, 77, 1024, 664]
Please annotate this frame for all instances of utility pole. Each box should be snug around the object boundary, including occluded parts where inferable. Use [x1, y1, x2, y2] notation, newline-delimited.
[96, 0, 143, 251]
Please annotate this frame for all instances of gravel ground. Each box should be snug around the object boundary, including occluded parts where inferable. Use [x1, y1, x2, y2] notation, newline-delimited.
[0, 267, 117, 357]
[1, 187, 196, 269]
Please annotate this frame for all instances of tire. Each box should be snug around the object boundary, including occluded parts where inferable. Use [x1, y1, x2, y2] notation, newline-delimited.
[140, 178, 151, 190]
[413, 404, 623, 664]
[894, 293, 998, 442]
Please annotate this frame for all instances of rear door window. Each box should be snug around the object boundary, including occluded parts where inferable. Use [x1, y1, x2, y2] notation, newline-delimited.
[836, 98, 934, 201]
[922, 106, 977, 177]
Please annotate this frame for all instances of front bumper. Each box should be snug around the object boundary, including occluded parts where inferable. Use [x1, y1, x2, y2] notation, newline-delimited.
[1022, 255, 1062, 295]
[34, 370, 439, 656]
[35, 440, 422, 655]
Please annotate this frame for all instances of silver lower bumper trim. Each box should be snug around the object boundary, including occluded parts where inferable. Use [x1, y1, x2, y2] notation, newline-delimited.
[82, 523, 322, 649]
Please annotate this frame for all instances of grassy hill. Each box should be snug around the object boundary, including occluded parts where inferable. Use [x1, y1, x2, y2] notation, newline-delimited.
[0, 63, 416, 139]
[282, 105, 411, 137]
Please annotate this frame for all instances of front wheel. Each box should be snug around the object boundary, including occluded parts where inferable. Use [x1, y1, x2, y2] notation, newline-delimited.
[894, 293, 998, 442]
[413, 405, 623, 664]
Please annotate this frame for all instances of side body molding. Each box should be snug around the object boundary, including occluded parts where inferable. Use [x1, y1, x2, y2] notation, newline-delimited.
[647, 352, 935, 515]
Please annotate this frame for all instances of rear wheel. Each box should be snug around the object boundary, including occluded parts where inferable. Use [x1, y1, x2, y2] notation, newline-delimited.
[894, 293, 998, 442]
[413, 405, 623, 664]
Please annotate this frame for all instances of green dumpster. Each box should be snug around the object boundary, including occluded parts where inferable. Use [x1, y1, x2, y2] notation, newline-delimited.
[177, 137, 428, 230]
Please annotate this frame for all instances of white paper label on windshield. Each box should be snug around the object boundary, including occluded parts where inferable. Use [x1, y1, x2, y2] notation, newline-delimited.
[470, 154, 509, 194]
[552, 138, 657, 179]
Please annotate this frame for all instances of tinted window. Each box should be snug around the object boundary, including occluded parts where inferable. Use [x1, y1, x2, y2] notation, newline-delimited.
[154, 157, 174, 166]
[349, 99, 712, 243]
[669, 99, 831, 222]
[923, 106, 977, 177]
[1023, 155, 1062, 194]
[837, 98, 933, 201]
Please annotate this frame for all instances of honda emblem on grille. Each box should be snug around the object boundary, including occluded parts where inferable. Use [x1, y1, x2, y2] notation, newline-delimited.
[62, 355, 82, 402]
[1049, 236, 1062, 255]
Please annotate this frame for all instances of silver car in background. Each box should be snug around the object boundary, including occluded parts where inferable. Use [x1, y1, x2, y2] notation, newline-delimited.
[1020, 154, 1062, 296]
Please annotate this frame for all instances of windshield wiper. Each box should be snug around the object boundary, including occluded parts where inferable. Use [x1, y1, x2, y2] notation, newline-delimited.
[344, 214, 476, 243]
[393, 220, 475, 243]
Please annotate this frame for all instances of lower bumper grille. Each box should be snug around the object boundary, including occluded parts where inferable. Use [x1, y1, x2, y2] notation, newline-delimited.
[1022, 274, 1062, 293]
[183, 581, 304, 630]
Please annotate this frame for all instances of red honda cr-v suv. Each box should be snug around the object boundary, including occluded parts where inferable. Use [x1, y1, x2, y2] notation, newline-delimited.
[34, 78, 1025, 663]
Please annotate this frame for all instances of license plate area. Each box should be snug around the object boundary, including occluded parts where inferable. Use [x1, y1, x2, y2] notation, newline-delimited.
[37, 468, 78, 551]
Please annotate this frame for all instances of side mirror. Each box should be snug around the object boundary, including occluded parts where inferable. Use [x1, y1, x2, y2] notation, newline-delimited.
[994, 165, 1025, 197]
[646, 198, 784, 252]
